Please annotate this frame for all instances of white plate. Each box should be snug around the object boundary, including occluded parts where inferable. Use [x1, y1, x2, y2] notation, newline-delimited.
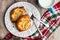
[5, 2, 41, 37]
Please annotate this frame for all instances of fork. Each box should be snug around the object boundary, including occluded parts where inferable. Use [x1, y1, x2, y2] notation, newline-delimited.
[31, 14, 43, 40]
[31, 14, 49, 27]
[31, 14, 49, 40]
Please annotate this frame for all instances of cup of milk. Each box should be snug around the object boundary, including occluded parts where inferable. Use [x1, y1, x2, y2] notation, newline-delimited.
[38, 0, 55, 13]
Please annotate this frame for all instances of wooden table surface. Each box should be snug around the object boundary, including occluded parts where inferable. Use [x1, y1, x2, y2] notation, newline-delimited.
[0, 0, 60, 40]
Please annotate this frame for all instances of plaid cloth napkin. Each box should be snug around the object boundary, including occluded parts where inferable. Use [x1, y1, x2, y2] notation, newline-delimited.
[5, 2, 60, 40]
[21, 2, 60, 40]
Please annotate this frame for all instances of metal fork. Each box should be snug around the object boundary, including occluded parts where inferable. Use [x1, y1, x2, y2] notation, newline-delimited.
[31, 14, 49, 27]
[31, 14, 49, 40]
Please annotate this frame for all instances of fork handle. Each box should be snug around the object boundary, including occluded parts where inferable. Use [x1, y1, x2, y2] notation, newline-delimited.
[33, 20, 43, 39]
[33, 18, 49, 27]
[33, 18, 48, 40]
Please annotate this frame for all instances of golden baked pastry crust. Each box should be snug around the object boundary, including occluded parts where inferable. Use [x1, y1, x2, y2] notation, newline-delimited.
[16, 15, 31, 31]
[10, 7, 26, 22]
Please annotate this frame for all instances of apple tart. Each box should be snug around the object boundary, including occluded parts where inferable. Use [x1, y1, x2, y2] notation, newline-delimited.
[10, 7, 26, 22]
[16, 15, 31, 31]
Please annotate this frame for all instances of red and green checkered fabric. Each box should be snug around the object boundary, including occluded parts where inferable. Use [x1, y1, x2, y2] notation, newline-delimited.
[21, 2, 60, 40]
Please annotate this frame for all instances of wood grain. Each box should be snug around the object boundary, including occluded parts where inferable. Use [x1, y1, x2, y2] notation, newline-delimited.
[0, 0, 14, 39]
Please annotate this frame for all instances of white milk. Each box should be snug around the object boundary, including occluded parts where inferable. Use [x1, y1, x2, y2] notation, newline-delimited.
[39, 0, 53, 8]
